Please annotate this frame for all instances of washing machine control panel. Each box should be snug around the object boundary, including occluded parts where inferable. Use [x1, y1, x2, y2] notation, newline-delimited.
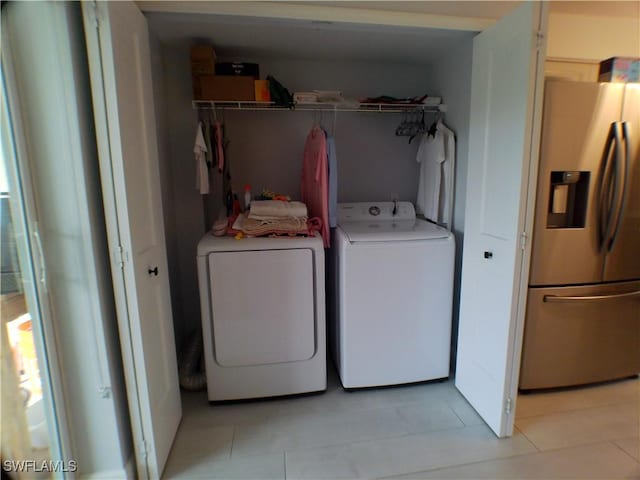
[338, 202, 416, 222]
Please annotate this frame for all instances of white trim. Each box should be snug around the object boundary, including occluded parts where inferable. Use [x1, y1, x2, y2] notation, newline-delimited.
[137, 1, 494, 31]
[78, 459, 132, 480]
[81, 3, 149, 479]
[0, 16, 73, 474]
[53, 0, 113, 405]
[545, 57, 600, 65]
[504, 2, 549, 435]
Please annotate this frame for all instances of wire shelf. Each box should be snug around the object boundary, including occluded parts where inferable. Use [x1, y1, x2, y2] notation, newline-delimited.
[192, 100, 447, 113]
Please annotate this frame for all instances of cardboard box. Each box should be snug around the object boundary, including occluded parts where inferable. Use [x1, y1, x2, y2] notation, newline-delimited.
[190, 45, 216, 76]
[194, 75, 255, 101]
[254, 80, 271, 102]
[599, 57, 640, 82]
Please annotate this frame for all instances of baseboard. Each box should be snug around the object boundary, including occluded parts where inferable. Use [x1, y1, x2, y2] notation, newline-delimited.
[124, 455, 135, 480]
[80, 455, 135, 480]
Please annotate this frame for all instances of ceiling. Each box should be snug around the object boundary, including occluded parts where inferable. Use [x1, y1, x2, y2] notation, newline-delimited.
[549, 1, 640, 18]
[293, 1, 521, 19]
[143, 1, 638, 65]
[146, 12, 475, 64]
[140, 1, 514, 31]
[296, 1, 639, 18]
[141, 2, 482, 65]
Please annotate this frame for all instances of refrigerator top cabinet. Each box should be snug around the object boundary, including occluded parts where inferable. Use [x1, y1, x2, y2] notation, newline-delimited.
[530, 80, 640, 287]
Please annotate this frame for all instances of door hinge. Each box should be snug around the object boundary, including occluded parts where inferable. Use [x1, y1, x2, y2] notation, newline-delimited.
[115, 245, 128, 269]
[505, 397, 513, 415]
[97, 385, 112, 398]
[32, 223, 48, 292]
[89, 1, 100, 28]
[536, 30, 544, 49]
[520, 232, 528, 251]
[139, 440, 148, 459]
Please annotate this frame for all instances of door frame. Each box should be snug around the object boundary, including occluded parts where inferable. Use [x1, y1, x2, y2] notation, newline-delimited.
[98, 1, 549, 453]
[82, 2, 183, 477]
[0, 31, 72, 472]
[505, 4, 549, 424]
[81, 5, 154, 478]
[453, 1, 549, 436]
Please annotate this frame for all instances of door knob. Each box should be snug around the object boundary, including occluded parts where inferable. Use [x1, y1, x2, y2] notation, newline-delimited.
[148, 266, 159, 276]
[484, 251, 493, 259]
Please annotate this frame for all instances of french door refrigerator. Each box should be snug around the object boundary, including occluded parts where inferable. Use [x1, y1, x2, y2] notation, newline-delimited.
[520, 80, 640, 390]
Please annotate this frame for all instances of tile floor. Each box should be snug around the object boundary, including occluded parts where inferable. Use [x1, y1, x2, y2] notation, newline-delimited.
[163, 367, 640, 479]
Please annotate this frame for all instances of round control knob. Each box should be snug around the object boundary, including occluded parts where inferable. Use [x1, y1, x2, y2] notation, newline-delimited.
[368, 206, 381, 216]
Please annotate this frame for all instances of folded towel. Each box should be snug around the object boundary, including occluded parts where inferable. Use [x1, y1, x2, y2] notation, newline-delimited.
[249, 200, 308, 219]
[294, 92, 320, 103]
[232, 214, 309, 236]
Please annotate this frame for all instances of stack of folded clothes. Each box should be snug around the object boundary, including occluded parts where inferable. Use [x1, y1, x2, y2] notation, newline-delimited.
[231, 200, 316, 237]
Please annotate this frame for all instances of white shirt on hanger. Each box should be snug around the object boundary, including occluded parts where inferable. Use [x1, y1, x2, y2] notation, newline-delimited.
[416, 128, 445, 222]
[416, 120, 455, 227]
[194, 122, 209, 195]
[437, 120, 455, 228]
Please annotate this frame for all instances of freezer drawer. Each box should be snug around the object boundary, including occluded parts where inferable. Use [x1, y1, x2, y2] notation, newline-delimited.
[520, 281, 640, 390]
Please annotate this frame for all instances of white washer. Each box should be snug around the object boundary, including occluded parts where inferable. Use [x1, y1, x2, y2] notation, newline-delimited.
[197, 234, 326, 401]
[331, 202, 455, 388]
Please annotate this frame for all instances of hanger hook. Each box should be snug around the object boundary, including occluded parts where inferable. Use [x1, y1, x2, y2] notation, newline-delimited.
[332, 108, 337, 136]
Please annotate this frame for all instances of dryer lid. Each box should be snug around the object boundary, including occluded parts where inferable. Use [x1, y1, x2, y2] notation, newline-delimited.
[339, 219, 450, 242]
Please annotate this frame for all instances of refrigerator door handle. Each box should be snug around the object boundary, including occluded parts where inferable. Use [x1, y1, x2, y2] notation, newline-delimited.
[544, 289, 640, 303]
[597, 122, 617, 251]
[606, 121, 630, 252]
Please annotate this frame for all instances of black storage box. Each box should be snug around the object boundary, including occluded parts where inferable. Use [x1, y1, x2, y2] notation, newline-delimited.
[215, 62, 260, 79]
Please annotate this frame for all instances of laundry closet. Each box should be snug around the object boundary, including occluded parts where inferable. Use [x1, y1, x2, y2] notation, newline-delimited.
[81, 2, 545, 477]
[148, 7, 472, 413]
[146, 12, 474, 356]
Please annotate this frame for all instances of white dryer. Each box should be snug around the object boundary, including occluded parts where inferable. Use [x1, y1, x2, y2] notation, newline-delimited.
[331, 202, 455, 388]
[197, 234, 326, 401]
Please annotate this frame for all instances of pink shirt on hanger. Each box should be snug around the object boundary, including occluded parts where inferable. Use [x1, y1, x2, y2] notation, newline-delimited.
[301, 126, 329, 247]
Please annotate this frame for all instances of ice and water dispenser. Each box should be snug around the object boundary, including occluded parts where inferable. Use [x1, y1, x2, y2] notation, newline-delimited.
[547, 171, 590, 228]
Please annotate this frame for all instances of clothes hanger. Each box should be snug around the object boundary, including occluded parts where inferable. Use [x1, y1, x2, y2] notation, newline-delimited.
[427, 112, 439, 137]
[331, 108, 338, 137]
[312, 110, 321, 129]
[396, 111, 411, 137]
[409, 110, 427, 143]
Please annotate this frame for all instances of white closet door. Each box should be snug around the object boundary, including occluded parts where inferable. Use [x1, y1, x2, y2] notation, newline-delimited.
[456, 2, 547, 437]
[82, 2, 181, 478]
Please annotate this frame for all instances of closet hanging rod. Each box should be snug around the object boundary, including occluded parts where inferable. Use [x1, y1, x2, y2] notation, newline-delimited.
[192, 100, 447, 113]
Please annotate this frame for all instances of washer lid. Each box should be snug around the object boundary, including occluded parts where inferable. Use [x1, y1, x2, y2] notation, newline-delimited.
[339, 219, 450, 242]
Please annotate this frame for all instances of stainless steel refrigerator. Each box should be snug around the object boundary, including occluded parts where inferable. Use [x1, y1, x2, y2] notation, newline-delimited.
[520, 80, 640, 390]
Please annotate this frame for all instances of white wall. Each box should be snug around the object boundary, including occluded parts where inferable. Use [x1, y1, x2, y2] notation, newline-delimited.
[425, 39, 474, 372]
[159, 43, 434, 346]
[149, 34, 185, 352]
[3, 2, 132, 476]
[160, 44, 208, 347]
[216, 57, 433, 209]
[547, 11, 640, 61]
